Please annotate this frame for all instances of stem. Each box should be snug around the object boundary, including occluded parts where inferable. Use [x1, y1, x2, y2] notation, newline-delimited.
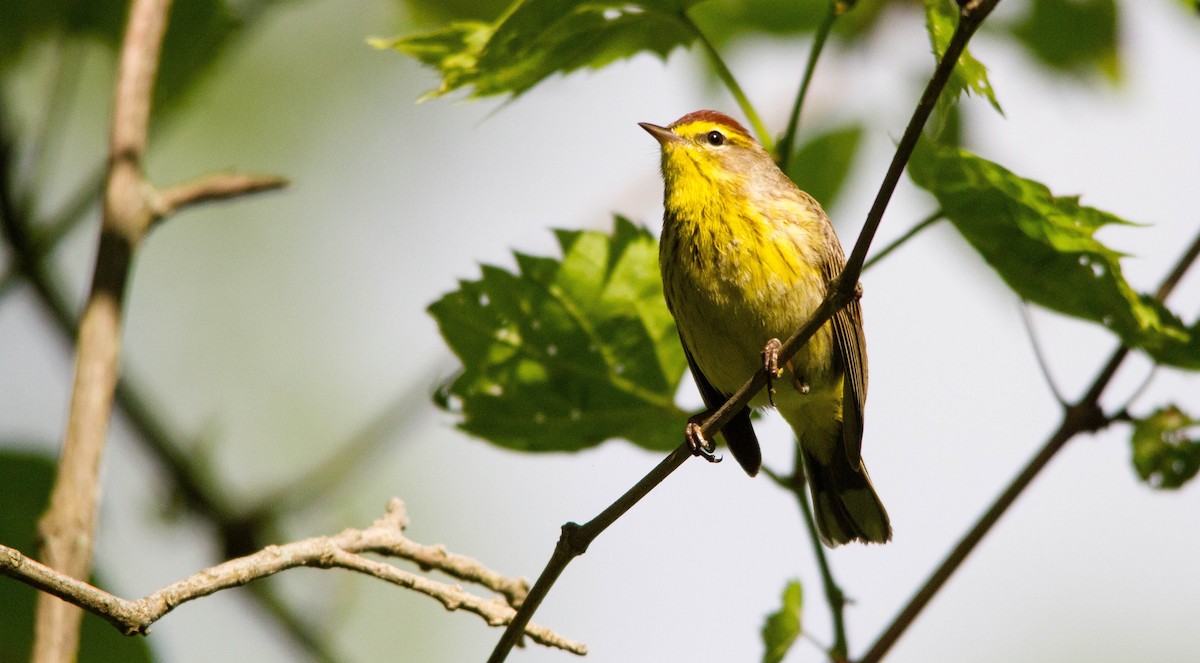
[489, 445, 693, 662]
[777, 2, 839, 169]
[681, 12, 772, 150]
[861, 211, 941, 272]
[859, 226, 1200, 663]
[33, 0, 171, 659]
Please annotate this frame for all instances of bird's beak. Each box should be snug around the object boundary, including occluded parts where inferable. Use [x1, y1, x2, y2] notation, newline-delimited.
[639, 122, 679, 146]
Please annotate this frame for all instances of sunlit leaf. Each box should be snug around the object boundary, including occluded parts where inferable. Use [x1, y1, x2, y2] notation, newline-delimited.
[430, 217, 688, 452]
[1007, 0, 1120, 82]
[761, 579, 803, 663]
[1131, 406, 1200, 489]
[785, 124, 863, 212]
[924, 0, 1002, 114]
[373, 0, 701, 99]
[909, 140, 1200, 369]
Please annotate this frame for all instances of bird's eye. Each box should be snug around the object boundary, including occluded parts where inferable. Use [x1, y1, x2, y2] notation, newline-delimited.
[706, 130, 726, 146]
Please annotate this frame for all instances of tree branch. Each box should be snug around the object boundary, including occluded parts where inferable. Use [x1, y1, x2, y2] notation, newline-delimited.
[487, 4, 1004, 661]
[857, 225, 1200, 663]
[152, 172, 288, 221]
[5, 500, 585, 656]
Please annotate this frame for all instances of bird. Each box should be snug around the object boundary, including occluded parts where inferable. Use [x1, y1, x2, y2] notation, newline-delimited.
[641, 109, 891, 546]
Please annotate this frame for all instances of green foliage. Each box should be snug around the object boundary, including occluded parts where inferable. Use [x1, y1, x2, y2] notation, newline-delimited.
[373, 0, 701, 99]
[909, 141, 1200, 369]
[401, 0, 512, 25]
[761, 579, 803, 663]
[784, 123, 863, 212]
[688, 0, 830, 44]
[1131, 406, 1200, 490]
[430, 217, 688, 452]
[924, 0, 1002, 114]
[1006, 0, 1120, 81]
[0, 451, 154, 663]
[0, 0, 263, 115]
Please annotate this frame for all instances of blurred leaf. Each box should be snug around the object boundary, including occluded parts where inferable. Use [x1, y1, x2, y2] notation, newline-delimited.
[1131, 406, 1200, 489]
[761, 579, 803, 663]
[0, 0, 271, 115]
[0, 450, 154, 663]
[1007, 0, 1120, 81]
[909, 140, 1200, 369]
[785, 124, 863, 212]
[688, 0, 829, 44]
[374, 0, 701, 99]
[924, 0, 1002, 114]
[429, 216, 688, 452]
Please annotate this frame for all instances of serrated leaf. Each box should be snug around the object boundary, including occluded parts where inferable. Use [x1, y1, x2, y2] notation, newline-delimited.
[1008, 0, 1120, 81]
[761, 579, 803, 663]
[429, 217, 688, 452]
[1131, 406, 1200, 489]
[374, 0, 701, 99]
[909, 140, 1200, 369]
[785, 124, 864, 212]
[924, 0, 1002, 114]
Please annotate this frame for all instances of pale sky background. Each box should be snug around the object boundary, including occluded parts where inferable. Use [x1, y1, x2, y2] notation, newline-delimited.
[1, 0, 1199, 661]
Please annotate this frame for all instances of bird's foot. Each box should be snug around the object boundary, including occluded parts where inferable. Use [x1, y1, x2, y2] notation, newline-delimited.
[762, 338, 784, 407]
[685, 415, 722, 464]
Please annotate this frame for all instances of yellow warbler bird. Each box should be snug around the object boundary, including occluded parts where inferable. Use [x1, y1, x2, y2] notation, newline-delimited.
[641, 110, 891, 546]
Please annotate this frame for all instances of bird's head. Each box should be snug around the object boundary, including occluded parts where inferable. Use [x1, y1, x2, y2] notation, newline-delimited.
[639, 110, 771, 192]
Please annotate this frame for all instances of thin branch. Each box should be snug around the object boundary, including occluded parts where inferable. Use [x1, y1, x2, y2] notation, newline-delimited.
[34, 0, 174, 658]
[861, 210, 942, 272]
[487, 4, 1003, 662]
[679, 12, 772, 150]
[776, 2, 840, 169]
[765, 464, 848, 662]
[151, 172, 289, 221]
[2, 500, 583, 656]
[1018, 302, 1067, 406]
[858, 226, 1200, 663]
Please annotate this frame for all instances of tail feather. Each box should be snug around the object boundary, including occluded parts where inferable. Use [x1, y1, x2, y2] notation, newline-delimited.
[803, 449, 891, 547]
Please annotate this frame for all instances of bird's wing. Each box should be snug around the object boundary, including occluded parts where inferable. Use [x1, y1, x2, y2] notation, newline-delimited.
[831, 296, 868, 467]
[680, 335, 762, 476]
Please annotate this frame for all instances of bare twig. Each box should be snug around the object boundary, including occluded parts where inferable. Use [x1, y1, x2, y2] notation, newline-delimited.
[858, 226, 1200, 663]
[1018, 302, 1067, 405]
[487, 5, 1003, 661]
[152, 172, 289, 221]
[3, 500, 584, 655]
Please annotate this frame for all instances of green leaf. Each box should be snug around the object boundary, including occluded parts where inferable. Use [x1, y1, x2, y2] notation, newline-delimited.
[909, 140, 1200, 369]
[372, 0, 701, 99]
[1131, 406, 1200, 490]
[1007, 0, 1120, 82]
[0, 0, 262, 115]
[761, 579, 803, 663]
[429, 217, 688, 452]
[0, 450, 155, 663]
[784, 124, 863, 212]
[923, 0, 1002, 114]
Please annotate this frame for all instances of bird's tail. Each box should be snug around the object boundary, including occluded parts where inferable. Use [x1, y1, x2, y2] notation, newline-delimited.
[802, 448, 891, 547]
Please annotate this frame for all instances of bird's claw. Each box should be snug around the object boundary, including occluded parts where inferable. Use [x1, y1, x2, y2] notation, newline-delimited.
[762, 338, 784, 407]
[685, 420, 722, 464]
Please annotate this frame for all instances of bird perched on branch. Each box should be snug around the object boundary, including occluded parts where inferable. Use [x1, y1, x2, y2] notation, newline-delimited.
[641, 110, 890, 546]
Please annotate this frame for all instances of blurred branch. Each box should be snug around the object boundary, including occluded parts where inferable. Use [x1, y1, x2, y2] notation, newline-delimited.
[777, 1, 840, 169]
[765, 463, 848, 662]
[861, 211, 942, 272]
[487, 4, 1002, 662]
[31, 0, 287, 659]
[2, 500, 583, 655]
[1018, 303, 1067, 405]
[152, 172, 288, 221]
[859, 226, 1200, 663]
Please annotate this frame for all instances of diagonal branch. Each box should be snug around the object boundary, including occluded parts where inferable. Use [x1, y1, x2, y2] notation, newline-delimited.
[857, 226, 1200, 663]
[486, 3, 1004, 661]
